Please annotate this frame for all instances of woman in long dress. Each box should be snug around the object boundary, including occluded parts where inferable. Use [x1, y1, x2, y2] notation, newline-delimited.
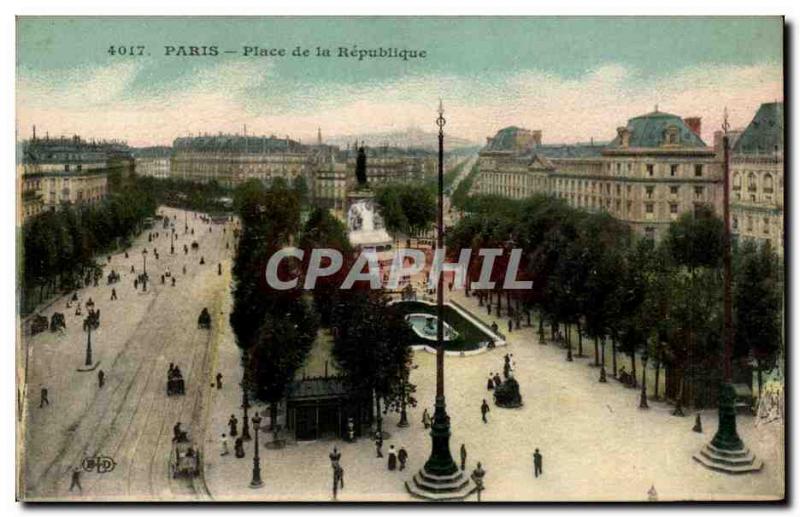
[387, 445, 397, 471]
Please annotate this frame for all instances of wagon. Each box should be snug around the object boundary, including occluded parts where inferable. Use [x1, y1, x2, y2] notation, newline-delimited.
[167, 377, 185, 396]
[197, 308, 211, 329]
[169, 439, 200, 478]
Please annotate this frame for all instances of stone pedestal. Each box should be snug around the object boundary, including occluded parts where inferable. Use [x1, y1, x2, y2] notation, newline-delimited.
[692, 443, 763, 474]
[405, 467, 477, 501]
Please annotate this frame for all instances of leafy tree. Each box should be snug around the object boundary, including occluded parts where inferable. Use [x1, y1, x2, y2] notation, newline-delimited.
[734, 240, 782, 397]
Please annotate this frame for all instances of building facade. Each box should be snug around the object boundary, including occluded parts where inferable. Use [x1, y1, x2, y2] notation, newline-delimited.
[18, 133, 117, 221]
[729, 102, 784, 255]
[133, 146, 172, 179]
[475, 110, 724, 241]
[170, 134, 318, 188]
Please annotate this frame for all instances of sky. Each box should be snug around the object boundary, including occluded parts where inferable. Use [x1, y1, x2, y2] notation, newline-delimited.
[16, 16, 784, 147]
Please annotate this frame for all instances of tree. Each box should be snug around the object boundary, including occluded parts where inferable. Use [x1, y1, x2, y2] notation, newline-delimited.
[247, 299, 320, 428]
[734, 240, 782, 397]
[330, 290, 413, 436]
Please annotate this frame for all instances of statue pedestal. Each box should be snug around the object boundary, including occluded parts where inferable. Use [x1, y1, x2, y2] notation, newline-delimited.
[405, 468, 477, 501]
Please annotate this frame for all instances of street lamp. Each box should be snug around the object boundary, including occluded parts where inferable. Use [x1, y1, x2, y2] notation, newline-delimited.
[84, 317, 93, 367]
[241, 386, 252, 441]
[141, 249, 148, 292]
[249, 414, 264, 488]
[406, 101, 466, 500]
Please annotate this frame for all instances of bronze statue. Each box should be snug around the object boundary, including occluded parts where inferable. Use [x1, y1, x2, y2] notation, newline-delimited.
[355, 145, 367, 186]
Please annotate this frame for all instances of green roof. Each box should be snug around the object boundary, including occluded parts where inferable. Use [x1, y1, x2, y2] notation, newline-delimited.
[733, 102, 784, 155]
[483, 126, 533, 152]
[607, 111, 707, 149]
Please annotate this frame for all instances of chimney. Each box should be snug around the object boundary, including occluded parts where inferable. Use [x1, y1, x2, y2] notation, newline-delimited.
[617, 127, 631, 147]
[713, 130, 725, 158]
[684, 117, 702, 137]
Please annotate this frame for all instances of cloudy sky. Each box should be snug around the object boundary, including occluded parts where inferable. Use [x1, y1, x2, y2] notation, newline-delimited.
[16, 17, 783, 147]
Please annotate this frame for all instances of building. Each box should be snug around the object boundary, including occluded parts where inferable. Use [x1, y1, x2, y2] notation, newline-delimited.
[171, 133, 321, 189]
[18, 132, 116, 220]
[729, 102, 784, 255]
[344, 143, 436, 187]
[475, 109, 724, 240]
[133, 146, 172, 178]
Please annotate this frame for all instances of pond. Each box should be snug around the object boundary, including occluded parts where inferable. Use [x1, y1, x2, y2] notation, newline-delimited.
[394, 300, 496, 352]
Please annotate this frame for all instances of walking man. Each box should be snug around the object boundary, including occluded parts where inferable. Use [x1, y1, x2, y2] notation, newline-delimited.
[398, 447, 408, 471]
[533, 448, 543, 478]
[98, 370, 105, 389]
[481, 399, 490, 423]
[460, 443, 467, 470]
[39, 387, 49, 408]
[69, 466, 82, 493]
[110, 288, 117, 301]
[422, 408, 431, 429]
[216, 372, 223, 389]
[375, 432, 383, 458]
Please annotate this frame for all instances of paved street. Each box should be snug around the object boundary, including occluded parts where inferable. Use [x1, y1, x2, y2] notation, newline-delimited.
[20, 207, 233, 501]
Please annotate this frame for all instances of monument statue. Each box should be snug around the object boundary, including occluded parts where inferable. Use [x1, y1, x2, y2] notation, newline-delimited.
[355, 145, 368, 186]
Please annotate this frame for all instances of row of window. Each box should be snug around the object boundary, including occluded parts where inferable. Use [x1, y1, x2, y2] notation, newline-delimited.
[606, 162, 704, 178]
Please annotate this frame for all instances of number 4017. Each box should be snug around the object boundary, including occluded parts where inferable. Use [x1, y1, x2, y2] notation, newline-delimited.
[107, 45, 146, 56]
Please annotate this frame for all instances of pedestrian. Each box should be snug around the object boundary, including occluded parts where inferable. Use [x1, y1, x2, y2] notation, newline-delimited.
[387, 445, 397, 471]
[134, 279, 138, 290]
[228, 414, 238, 437]
[39, 387, 49, 408]
[171, 277, 176, 287]
[124, 251, 129, 259]
[398, 447, 408, 471]
[329, 447, 342, 469]
[200, 256, 205, 265]
[216, 372, 223, 389]
[487, 375, 495, 391]
[460, 443, 467, 470]
[130, 265, 135, 273]
[98, 370, 105, 388]
[111, 288, 117, 301]
[422, 408, 431, 429]
[533, 448, 543, 477]
[375, 432, 383, 458]
[503, 361, 511, 380]
[481, 399, 490, 423]
[69, 466, 82, 492]
[220, 433, 229, 456]
[161, 274, 165, 284]
[493, 372, 502, 387]
[182, 265, 187, 275]
[234, 437, 245, 458]
[508, 319, 513, 333]
[218, 263, 222, 275]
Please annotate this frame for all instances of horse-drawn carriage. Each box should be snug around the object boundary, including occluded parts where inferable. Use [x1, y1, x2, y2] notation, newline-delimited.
[169, 433, 200, 478]
[167, 366, 185, 396]
[50, 312, 66, 333]
[197, 308, 211, 329]
[107, 270, 120, 285]
[30, 314, 48, 335]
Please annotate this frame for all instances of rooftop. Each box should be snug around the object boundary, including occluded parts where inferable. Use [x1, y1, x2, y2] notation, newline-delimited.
[607, 110, 707, 149]
[733, 102, 784, 155]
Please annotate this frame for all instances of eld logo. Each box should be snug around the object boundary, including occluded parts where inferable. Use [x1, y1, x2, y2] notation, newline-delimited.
[82, 456, 117, 474]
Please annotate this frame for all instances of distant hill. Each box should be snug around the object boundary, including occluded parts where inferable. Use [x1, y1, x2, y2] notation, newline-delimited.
[326, 126, 478, 152]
